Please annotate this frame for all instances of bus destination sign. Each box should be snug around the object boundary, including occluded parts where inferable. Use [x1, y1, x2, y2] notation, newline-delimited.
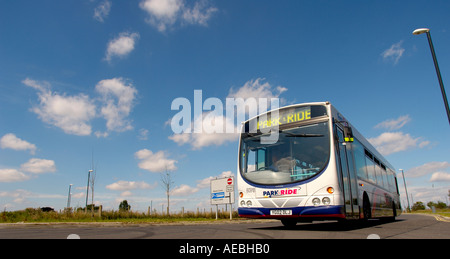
[256, 106, 312, 130]
[245, 105, 328, 134]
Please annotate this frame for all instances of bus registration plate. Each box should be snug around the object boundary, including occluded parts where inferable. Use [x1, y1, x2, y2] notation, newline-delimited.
[270, 210, 292, 216]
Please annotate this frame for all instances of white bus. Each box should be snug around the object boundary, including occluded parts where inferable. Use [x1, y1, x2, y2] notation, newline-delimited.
[237, 102, 401, 227]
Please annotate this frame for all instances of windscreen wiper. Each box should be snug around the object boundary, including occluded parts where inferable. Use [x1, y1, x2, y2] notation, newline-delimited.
[281, 132, 324, 138]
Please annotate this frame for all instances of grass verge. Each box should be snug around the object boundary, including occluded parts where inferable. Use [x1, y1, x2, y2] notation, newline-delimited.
[0, 208, 242, 224]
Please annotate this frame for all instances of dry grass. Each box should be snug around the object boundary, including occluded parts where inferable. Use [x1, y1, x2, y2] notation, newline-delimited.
[0, 208, 240, 223]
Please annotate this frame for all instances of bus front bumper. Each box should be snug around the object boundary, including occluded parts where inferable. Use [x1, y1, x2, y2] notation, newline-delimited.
[238, 205, 345, 220]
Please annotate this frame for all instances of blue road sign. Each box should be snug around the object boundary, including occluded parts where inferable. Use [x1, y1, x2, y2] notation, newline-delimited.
[211, 192, 225, 199]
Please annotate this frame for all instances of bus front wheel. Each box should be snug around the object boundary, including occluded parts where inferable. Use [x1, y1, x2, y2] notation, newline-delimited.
[363, 196, 371, 220]
[281, 219, 297, 228]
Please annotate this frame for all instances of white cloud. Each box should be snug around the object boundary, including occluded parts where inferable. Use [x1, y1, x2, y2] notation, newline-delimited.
[381, 41, 405, 65]
[430, 172, 450, 182]
[171, 171, 234, 197]
[374, 115, 411, 130]
[139, 0, 217, 32]
[72, 192, 85, 199]
[196, 171, 234, 189]
[105, 32, 140, 62]
[0, 189, 32, 204]
[228, 78, 287, 101]
[170, 113, 240, 150]
[94, 0, 111, 22]
[23, 78, 96, 136]
[169, 133, 191, 145]
[407, 185, 448, 205]
[228, 78, 287, 119]
[0, 133, 37, 155]
[106, 180, 154, 191]
[192, 114, 239, 150]
[182, 0, 218, 26]
[195, 176, 214, 189]
[22, 78, 50, 92]
[119, 191, 133, 197]
[95, 78, 138, 133]
[24, 77, 138, 137]
[406, 161, 450, 178]
[0, 169, 31, 183]
[135, 149, 177, 172]
[172, 184, 199, 196]
[139, 0, 182, 32]
[138, 129, 149, 140]
[169, 78, 287, 150]
[0, 158, 56, 182]
[20, 158, 56, 174]
[368, 132, 429, 156]
[94, 131, 109, 138]
[0, 189, 66, 209]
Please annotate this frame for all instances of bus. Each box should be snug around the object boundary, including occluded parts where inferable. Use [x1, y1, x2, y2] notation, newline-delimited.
[237, 102, 401, 227]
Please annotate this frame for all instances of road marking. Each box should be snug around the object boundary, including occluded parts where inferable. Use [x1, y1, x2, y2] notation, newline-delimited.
[67, 234, 81, 239]
[367, 234, 381, 239]
[433, 215, 450, 223]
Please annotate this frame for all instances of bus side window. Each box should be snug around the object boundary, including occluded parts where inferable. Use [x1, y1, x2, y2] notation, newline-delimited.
[381, 169, 388, 190]
[365, 156, 377, 185]
[387, 172, 394, 193]
[353, 140, 368, 180]
[374, 163, 384, 188]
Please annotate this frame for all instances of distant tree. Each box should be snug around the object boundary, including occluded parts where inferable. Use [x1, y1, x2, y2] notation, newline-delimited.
[427, 201, 437, 210]
[160, 166, 174, 216]
[412, 201, 425, 211]
[436, 201, 447, 209]
[119, 200, 131, 211]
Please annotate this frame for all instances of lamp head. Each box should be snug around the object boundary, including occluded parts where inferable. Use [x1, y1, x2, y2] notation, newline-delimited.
[413, 28, 430, 35]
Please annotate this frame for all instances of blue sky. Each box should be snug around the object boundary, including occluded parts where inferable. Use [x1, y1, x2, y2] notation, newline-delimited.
[1, 0, 449, 212]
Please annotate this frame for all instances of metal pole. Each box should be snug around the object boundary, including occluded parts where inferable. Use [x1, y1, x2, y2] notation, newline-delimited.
[229, 194, 232, 220]
[67, 184, 72, 209]
[85, 170, 92, 213]
[400, 169, 411, 212]
[425, 31, 450, 126]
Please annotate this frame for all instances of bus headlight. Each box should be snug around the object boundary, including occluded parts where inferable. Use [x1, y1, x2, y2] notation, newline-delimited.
[322, 197, 331, 205]
[240, 200, 246, 207]
[246, 200, 252, 207]
[312, 198, 321, 206]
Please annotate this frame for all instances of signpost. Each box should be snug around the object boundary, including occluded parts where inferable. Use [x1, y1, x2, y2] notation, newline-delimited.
[211, 177, 235, 220]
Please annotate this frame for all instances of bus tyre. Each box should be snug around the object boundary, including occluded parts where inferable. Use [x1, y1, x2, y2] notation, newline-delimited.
[281, 219, 297, 228]
[363, 196, 371, 220]
[387, 202, 397, 222]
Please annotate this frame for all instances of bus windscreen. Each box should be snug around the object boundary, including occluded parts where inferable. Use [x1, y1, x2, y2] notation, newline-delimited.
[240, 121, 330, 185]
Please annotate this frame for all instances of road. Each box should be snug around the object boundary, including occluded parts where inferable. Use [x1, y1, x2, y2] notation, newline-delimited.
[0, 214, 448, 239]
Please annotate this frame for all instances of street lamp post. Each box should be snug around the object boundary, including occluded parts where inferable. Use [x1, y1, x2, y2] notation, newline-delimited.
[413, 28, 450, 126]
[67, 184, 73, 210]
[399, 169, 411, 212]
[85, 169, 93, 213]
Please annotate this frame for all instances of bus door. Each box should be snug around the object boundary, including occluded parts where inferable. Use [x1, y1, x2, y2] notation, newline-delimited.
[335, 124, 359, 219]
